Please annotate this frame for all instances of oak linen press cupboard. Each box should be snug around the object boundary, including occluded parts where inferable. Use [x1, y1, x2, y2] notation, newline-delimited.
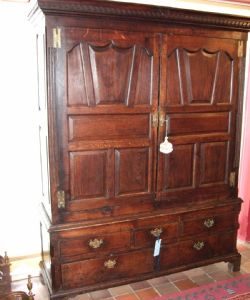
[29, 0, 250, 298]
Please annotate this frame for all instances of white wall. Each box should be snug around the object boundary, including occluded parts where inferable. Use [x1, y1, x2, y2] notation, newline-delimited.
[0, 0, 249, 258]
[0, 2, 41, 257]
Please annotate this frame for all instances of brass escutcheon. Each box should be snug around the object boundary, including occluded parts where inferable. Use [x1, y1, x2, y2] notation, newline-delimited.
[150, 227, 163, 238]
[88, 238, 104, 249]
[193, 241, 205, 251]
[104, 259, 117, 269]
[204, 218, 215, 228]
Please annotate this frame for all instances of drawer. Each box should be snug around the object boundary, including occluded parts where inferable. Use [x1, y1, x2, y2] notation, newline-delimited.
[134, 222, 178, 248]
[181, 209, 238, 237]
[60, 231, 131, 259]
[61, 249, 154, 289]
[133, 214, 179, 248]
[160, 231, 236, 270]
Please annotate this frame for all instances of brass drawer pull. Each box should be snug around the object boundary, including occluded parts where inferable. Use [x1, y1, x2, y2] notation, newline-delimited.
[104, 259, 117, 269]
[150, 228, 163, 238]
[88, 238, 104, 249]
[193, 241, 205, 251]
[204, 218, 215, 228]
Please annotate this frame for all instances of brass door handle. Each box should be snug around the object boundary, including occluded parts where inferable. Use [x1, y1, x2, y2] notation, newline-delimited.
[88, 238, 104, 249]
[150, 228, 163, 238]
[204, 218, 215, 228]
[104, 259, 117, 269]
[193, 241, 205, 251]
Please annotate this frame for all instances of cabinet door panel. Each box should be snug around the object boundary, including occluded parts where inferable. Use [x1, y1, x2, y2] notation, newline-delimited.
[157, 35, 239, 204]
[70, 150, 110, 200]
[66, 30, 156, 107]
[115, 148, 150, 196]
[54, 28, 159, 221]
[162, 144, 195, 191]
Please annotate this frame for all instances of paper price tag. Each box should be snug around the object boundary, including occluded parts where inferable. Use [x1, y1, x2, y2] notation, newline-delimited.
[153, 239, 162, 257]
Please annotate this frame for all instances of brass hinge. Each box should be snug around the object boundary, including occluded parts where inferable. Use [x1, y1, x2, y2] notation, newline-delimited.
[229, 171, 236, 188]
[238, 41, 244, 58]
[152, 111, 166, 128]
[152, 112, 158, 128]
[57, 190, 65, 209]
[53, 27, 61, 49]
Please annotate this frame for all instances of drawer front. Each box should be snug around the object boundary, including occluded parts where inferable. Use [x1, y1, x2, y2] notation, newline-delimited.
[134, 222, 178, 248]
[161, 231, 236, 269]
[60, 231, 131, 259]
[61, 249, 154, 289]
[181, 209, 238, 237]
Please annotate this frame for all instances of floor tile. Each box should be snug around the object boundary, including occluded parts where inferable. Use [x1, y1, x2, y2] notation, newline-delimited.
[183, 267, 206, 277]
[201, 264, 220, 274]
[237, 244, 249, 252]
[130, 281, 151, 291]
[115, 294, 138, 300]
[208, 271, 233, 281]
[241, 261, 250, 273]
[154, 282, 180, 295]
[147, 276, 169, 287]
[69, 294, 91, 300]
[215, 262, 230, 272]
[230, 270, 247, 277]
[109, 285, 133, 296]
[135, 288, 159, 299]
[241, 254, 250, 263]
[239, 250, 250, 259]
[190, 274, 214, 286]
[90, 289, 112, 300]
[167, 272, 188, 282]
[173, 279, 198, 291]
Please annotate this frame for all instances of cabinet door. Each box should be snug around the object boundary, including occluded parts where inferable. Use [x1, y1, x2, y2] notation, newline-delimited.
[53, 28, 159, 222]
[157, 35, 240, 204]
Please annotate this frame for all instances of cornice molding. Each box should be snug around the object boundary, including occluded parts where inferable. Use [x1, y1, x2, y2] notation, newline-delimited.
[35, 0, 250, 31]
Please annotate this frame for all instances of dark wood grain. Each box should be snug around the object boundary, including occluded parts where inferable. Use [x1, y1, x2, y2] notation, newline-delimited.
[29, 0, 249, 298]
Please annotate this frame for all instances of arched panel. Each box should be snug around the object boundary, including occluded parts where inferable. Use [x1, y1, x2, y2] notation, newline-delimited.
[89, 42, 134, 105]
[214, 52, 234, 104]
[184, 49, 218, 104]
[67, 44, 88, 106]
[166, 49, 183, 105]
[134, 48, 153, 105]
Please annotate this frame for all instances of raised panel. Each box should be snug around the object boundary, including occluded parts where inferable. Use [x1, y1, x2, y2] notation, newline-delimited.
[89, 42, 134, 105]
[68, 114, 149, 141]
[67, 44, 88, 106]
[166, 49, 183, 105]
[115, 148, 149, 196]
[163, 144, 195, 190]
[214, 52, 234, 103]
[66, 32, 155, 108]
[200, 141, 228, 185]
[168, 113, 229, 136]
[184, 49, 218, 104]
[134, 48, 153, 105]
[70, 150, 108, 200]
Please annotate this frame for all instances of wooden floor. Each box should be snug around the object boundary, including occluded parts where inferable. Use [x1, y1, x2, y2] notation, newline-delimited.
[10, 241, 250, 300]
